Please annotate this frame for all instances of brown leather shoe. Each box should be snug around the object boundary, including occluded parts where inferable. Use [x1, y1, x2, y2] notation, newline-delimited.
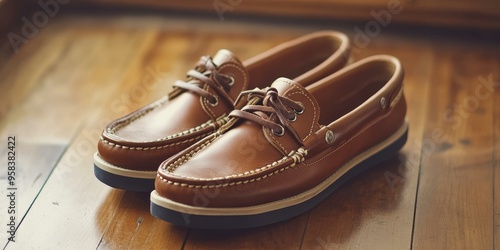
[94, 31, 350, 191]
[150, 55, 408, 229]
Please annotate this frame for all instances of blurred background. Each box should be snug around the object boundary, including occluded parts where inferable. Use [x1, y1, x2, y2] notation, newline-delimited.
[0, 1, 499, 249]
[1, 0, 499, 68]
[2, 0, 500, 31]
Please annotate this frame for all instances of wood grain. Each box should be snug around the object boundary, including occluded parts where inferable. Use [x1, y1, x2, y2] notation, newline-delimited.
[492, 63, 500, 249]
[0, 9, 499, 249]
[412, 46, 498, 249]
[93, 30, 306, 250]
[300, 35, 433, 250]
[184, 214, 308, 250]
[1, 21, 163, 249]
[0, 141, 66, 249]
[0, 14, 306, 249]
[96, 190, 188, 250]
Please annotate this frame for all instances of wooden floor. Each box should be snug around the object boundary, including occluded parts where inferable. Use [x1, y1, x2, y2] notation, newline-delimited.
[1, 9, 499, 249]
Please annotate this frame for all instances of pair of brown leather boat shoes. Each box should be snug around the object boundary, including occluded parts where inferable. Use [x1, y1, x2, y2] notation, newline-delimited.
[94, 31, 408, 229]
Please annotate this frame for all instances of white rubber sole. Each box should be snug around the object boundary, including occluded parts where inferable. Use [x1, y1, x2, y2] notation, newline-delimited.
[94, 152, 157, 192]
[150, 120, 408, 228]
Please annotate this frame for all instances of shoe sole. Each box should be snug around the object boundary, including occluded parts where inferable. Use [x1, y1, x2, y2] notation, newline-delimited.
[150, 121, 408, 229]
[93, 152, 156, 192]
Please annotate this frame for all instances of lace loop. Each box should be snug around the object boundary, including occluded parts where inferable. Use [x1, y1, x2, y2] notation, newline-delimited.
[229, 87, 305, 136]
[173, 56, 234, 106]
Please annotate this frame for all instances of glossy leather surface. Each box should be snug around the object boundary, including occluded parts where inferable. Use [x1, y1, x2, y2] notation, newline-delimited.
[155, 55, 407, 208]
[97, 31, 351, 171]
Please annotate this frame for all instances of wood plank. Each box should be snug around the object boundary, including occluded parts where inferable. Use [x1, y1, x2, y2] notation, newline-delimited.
[8, 131, 130, 249]
[8, 127, 186, 249]
[95, 191, 188, 249]
[412, 45, 498, 249]
[0, 0, 46, 68]
[184, 215, 308, 249]
[0, 22, 156, 140]
[300, 34, 432, 249]
[0, 142, 65, 245]
[0, 20, 111, 248]
[1, 16, 173, 248]
[1, 9, 498, 249]
[4, 14, 305, 249]
[0, 28, 155, 238]
[96, 28, 306, 250]
[492, 64, 500, 248]
[0, 26, 71, 124]
[92, 30, 198, 250]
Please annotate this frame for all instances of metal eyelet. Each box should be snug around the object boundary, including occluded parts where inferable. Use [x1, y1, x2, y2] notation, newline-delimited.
[208, 96, 218, 107]
[380, 97, 387, 109]
[228, 76, 235, 86]
[288, 113, 297, 122]
[294, 102, 305, 114]
[325, 130, 335, 145]
[272, 125, 285, 136]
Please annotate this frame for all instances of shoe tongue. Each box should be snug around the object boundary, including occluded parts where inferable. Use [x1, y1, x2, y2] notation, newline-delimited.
[209, 49, 249, 107]
[211, 49, 243, 68]
[269, 77, 321, 143]
[271, 77, 311, 97]
[270, 77, 319, 111]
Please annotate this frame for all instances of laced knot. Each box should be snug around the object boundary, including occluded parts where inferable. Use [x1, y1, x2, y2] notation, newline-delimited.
[230, 87, 304, 136]
[174, 56, 235, 106]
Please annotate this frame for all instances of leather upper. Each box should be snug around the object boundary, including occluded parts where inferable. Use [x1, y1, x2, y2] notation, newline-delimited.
[97, 31, 351, 171]
[155, 55, 407, 208]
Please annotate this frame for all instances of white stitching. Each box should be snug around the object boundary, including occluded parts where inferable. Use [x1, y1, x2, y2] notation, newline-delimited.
[160, 148, 308, 188]
[267, 126, 289, 155]
[100, 133, 211, 151]
[304, 115, 386, 166]
[110, 115, 228, 143]
[285, 89, 317, 141]
[160, 114, 392, 188]
[218, 63, 248, 98]
[201, 84, 217, 119]
[162, 135, 220, 172]
[109, 97, 168, 134]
